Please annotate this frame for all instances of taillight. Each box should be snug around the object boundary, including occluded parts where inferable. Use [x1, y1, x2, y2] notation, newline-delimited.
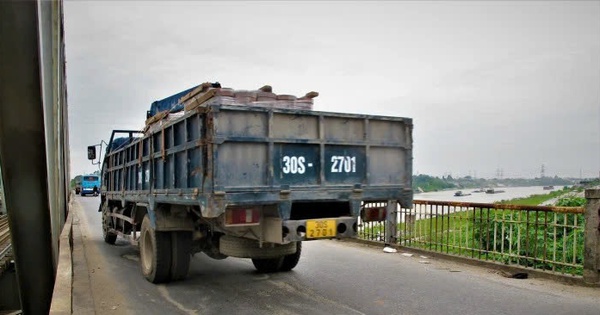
[225, 207, 260, 226]
[360, 206, 387, 222]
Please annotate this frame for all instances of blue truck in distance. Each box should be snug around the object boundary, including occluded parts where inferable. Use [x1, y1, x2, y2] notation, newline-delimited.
[80, 174, 100, 196]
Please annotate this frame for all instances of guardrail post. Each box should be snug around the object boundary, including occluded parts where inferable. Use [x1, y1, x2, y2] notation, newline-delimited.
[385, 200, 398, 245]
[583, 189, 600, 284]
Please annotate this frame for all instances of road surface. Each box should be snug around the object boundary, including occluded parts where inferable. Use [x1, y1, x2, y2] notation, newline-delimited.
[73, 196, 600, 315]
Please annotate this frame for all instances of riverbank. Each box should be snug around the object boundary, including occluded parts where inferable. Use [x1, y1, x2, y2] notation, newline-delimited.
[496, 186, 580, 206]
[415, 186, 572, 204]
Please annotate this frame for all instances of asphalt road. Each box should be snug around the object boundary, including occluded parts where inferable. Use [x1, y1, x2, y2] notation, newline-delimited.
[74, 196, 600, 315]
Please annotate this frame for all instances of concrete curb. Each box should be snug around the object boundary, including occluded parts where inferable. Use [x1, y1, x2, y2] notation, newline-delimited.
[49, 198, 74, 314]
[343, 238, 600, 288]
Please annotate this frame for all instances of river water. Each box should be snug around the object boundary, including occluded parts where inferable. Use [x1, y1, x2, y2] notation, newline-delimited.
[414, 186, 560, 203]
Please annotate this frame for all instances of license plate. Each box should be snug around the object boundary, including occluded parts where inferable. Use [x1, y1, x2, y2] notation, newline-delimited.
[306, 219, 337, 239]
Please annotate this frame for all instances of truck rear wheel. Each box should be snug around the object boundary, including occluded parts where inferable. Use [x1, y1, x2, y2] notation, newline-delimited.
[253, 241, 301, 273]
[140, 215, 171, 283]
[280, 241, 302, 271]
[252, 257, 284, 273]
[169, 231, 192, 281]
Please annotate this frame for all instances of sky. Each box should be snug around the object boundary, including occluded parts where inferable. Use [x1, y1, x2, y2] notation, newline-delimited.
[64, 0, 600, 179]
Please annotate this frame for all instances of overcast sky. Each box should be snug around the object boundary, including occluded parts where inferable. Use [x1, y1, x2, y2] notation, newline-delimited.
[64, 1, 600, 179]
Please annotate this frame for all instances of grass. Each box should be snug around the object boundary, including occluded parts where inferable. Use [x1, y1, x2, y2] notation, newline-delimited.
[359, 186, 586, 275]
[362, 187, 577, 237]
[496, 188, 572, 206]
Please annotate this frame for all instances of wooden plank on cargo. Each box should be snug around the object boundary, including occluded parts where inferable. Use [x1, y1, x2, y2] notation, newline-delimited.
[144, 110, 169, 126]
[179, 82, 211, 104]
[184, 89, 217, 112]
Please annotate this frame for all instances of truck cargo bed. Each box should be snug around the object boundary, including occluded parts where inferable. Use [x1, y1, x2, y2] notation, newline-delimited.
[102, 104, 412, 220]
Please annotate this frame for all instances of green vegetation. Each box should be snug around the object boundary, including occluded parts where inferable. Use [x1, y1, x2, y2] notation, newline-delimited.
[496, 187, 572, 206]
[556, 196, 586, 207]
[412, 174, 583, 193]
[70, 176, 80, 189]
[361, 186, 589, 275]
[412, 174, 455, 192]
[579, 178, 600, 187]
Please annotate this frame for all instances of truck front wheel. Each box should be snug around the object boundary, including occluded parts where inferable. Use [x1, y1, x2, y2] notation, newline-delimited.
[140, 215, 172, 283]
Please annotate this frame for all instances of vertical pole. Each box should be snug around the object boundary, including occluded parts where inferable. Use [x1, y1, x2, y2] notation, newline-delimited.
[583, 189, 600, 284]
[385, 200, 398, 246]
[0, 1, 58, 313]
[0, 166, 4, 215]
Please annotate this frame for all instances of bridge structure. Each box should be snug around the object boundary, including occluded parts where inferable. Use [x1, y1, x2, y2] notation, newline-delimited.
[0, 1, 599, 314]
[0, 0, 70, 313]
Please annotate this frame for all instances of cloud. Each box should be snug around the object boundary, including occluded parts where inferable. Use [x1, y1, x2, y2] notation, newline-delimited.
[64, 1, 600, 178]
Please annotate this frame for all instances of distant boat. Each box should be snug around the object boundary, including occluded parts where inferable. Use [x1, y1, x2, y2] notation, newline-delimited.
[472, 188, 485, 193]
[543, 186, 554, 190]
[485, 188, 505, 194]
[454, 191, 471, 197]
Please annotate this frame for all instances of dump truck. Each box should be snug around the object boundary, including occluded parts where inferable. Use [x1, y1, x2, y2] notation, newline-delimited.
[89, 83, 413, 283]
[73, 175, 82, 195]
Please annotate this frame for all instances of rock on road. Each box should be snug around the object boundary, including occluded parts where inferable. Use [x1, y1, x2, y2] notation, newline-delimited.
[73, 196, 600, 315]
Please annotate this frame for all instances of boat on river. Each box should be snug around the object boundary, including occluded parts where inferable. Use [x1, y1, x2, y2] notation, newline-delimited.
[454, 191, 472, 197]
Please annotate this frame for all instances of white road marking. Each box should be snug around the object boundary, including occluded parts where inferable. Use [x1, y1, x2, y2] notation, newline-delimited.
[157, 285, 200, 315]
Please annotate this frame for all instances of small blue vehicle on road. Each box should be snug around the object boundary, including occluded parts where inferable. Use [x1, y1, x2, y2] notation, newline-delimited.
[80, 174, 100, 196]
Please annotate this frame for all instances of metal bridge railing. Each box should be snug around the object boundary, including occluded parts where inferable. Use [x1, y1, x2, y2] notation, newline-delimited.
[359, 200, 585, 276]
[0, 214, 12, 275]
[0, 215, 10, 252]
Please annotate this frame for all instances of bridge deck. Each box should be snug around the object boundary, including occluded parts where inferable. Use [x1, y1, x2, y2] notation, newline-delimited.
[64, 196, 600, 315]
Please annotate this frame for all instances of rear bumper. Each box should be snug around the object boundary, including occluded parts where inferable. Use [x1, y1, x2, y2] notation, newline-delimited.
[282, 216, 357, 242]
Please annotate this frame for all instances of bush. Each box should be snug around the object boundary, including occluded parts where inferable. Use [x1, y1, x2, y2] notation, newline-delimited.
[556, 196, 586, 207]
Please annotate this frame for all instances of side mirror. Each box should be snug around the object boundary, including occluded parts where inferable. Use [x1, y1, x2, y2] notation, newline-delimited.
[87, 146, 97, 160]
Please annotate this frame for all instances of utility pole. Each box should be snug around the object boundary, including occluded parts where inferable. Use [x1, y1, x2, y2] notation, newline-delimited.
[495, 168, 504, 179]
[541, 164, 546, 178]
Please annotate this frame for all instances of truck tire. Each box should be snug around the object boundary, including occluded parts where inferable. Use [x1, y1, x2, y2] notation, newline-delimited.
[279, 241, 302, 271]
[170, 231, 192, 281]
[140, 215, 172, 283]
[219, 235, 296, 259]
[101, 205, 117, 245]
[252, 257, 283, 273]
